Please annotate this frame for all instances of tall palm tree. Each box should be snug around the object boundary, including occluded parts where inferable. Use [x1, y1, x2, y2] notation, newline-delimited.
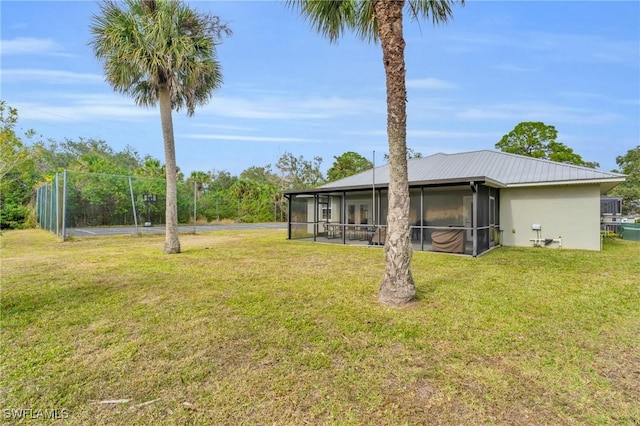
[289, 0, 463, 306]
[90, 0, 230, 254]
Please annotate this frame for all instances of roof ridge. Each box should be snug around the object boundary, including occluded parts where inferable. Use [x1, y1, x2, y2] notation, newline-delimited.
[427, 149, 493, 157]
[488, 150, 620, 174]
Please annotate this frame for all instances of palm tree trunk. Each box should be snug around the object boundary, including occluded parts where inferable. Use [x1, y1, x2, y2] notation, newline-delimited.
[159, 85, 181, 254]
[375, 0, 416, 306]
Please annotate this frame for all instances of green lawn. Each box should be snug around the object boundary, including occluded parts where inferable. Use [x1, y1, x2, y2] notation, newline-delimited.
[1, 229, 639, 425]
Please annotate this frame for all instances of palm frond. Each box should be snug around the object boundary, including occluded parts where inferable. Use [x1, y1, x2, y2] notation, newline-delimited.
[406, 0, 464, 25]
[89, 0, 229, 115]
[352, 1, 378, 42]
[286, 0, 359, 43]
[288, 0, 463, 44]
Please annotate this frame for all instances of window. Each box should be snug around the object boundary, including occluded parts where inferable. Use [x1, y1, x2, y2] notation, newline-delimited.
[322, 207, 331, 220]
[348, 205, 356, 224]
[360, 205, 369, 224]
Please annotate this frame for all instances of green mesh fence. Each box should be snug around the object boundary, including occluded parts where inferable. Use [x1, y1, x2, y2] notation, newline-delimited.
[620, 223, 640, 241]
[35, 171, 286, 240]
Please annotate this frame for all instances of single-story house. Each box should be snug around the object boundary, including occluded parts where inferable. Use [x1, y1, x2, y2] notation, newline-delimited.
[283, 150, 626, 256]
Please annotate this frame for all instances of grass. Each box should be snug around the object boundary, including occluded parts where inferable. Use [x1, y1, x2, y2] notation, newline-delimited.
[1, 229, 639, 425]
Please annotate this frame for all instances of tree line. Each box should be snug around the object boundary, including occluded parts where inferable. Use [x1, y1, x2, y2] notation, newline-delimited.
[1, 100, 379, 229]
[3, 99, 638, 230]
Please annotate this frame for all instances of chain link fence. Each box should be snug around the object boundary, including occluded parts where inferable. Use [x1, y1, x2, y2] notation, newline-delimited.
[35, 171, 287, 240]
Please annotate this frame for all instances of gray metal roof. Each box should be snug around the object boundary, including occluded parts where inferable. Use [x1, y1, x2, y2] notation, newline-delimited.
[311, 150, 625, 193]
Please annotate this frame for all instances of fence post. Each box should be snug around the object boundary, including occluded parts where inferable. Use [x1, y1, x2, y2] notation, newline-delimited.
[36, 185, 41, 228]
[128, 176, 139, 234]
[49, 180, 54, 233]
[193, 181, 197, 234]
[51, 173, 60, 236]
[61, 170, 67, 242]
[42, 183, 47, 230]
[50, 181, 54, 232]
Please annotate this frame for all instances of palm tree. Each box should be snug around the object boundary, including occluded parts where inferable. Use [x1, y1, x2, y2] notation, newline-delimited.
[136, 157, 165, 179]
[289, 0, 463, 306]
[89, 0, 231, 254]
[188, 170, 212, 198]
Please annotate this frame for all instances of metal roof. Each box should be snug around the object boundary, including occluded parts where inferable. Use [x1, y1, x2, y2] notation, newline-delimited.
[305, 150, 625, 194]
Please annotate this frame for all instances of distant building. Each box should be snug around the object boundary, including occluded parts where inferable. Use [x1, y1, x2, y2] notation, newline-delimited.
[601, 196, 623, 233]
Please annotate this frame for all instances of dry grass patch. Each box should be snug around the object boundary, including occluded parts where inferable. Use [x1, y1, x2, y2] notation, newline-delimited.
[1, 230, 639, 425]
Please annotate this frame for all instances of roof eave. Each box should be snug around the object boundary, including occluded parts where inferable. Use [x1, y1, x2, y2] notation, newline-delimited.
[504, 177, 626, 194]
[283, 176, 508, 195]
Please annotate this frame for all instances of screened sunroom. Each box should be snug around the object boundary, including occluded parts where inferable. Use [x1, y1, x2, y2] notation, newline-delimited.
[285, 182, 500, 257]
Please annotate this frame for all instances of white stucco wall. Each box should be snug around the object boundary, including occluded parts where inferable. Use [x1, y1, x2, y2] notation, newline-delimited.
[500, 184, 601, 251]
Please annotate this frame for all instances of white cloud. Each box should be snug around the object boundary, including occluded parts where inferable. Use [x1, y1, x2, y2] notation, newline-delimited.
[409, 129, 500, 139]
[493, 63, 543, 73]
[299, 96, 382, 114]
[203, 97, 324, 119]
[0, 37, 70, 56]
[347, 129, 499, 140]
[406, 78, 458, 90]
[620, 98, 640, 106]
[440, 32, 512, 54]
[182, 133, 315, 143]
[203, 95, 382, 120]
[445, 30, 639, 67]
[1, 69, 103, 84]
[526, 31, 639, 66]
[191, 123, 260, 132]
[10, 90, 383, 126]
[456, 102, 622, 125]
[14, 96, 155, 123]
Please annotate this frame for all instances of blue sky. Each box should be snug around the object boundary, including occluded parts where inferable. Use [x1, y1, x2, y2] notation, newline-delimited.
[1, 1, 639, 177]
